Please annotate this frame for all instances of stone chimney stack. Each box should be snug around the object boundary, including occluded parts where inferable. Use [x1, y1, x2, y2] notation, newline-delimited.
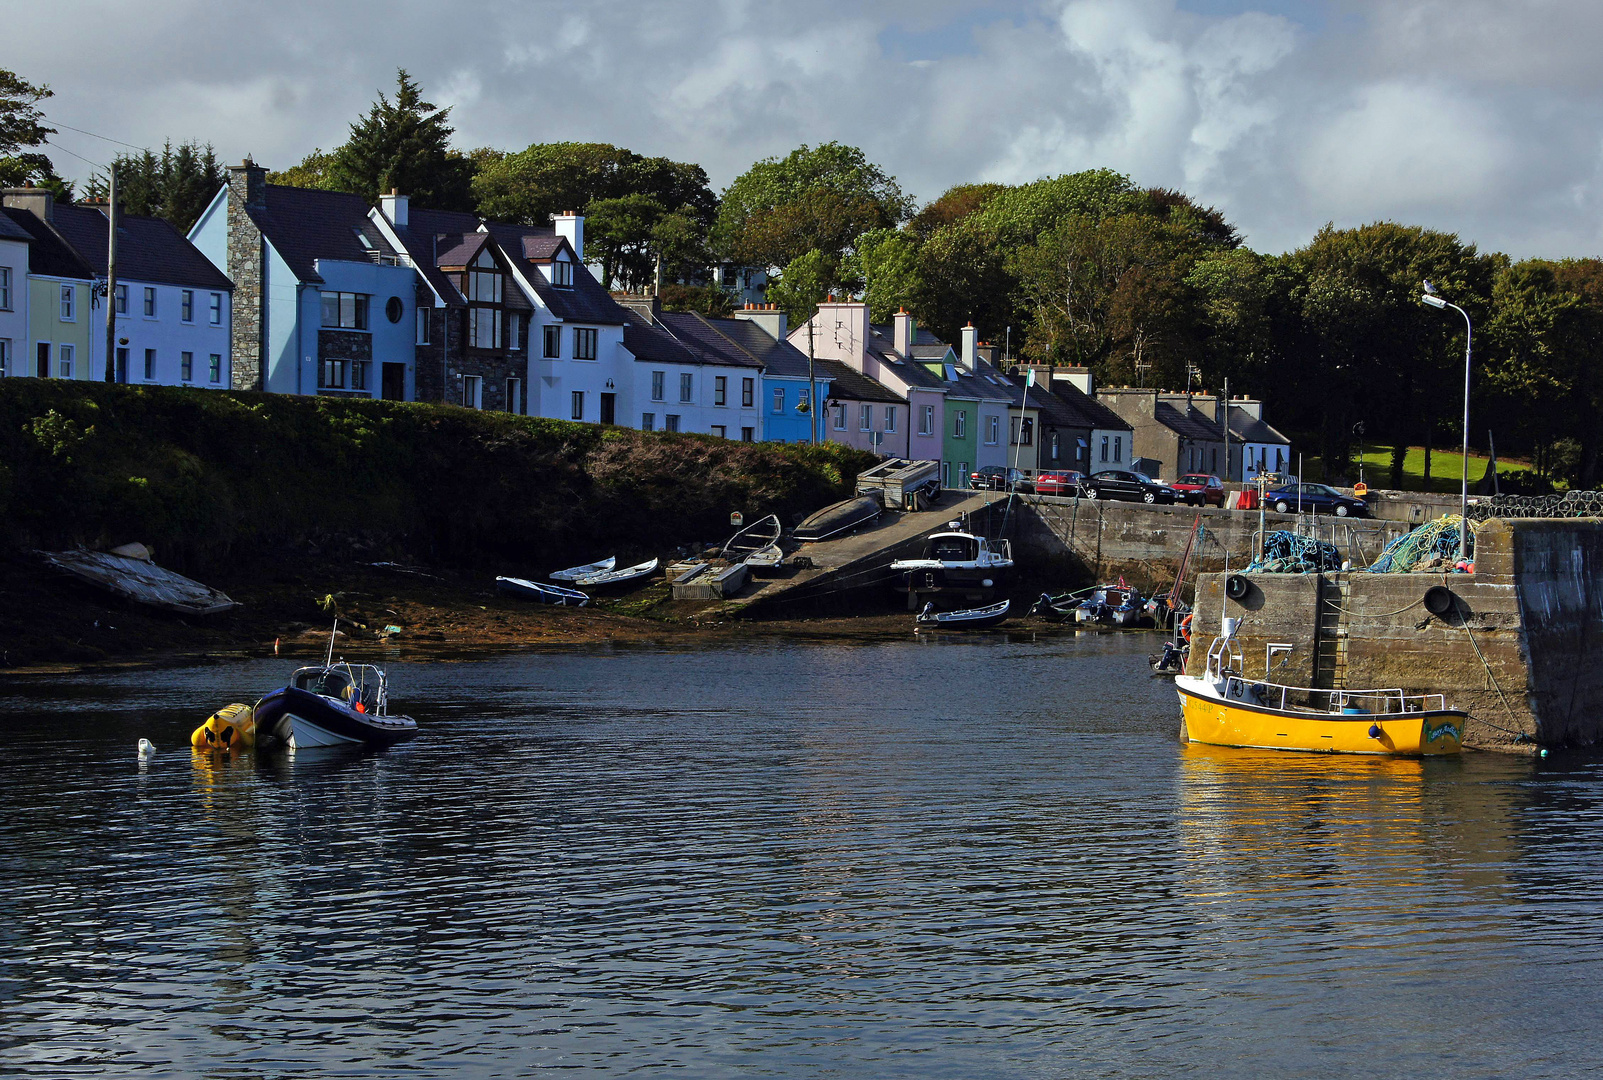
[735, 302, 787, 342]
[1, 188, 55, 222]
[228, 159, 267, 212]
[892, 308, 914, 357]
[380, 189, 409, 229]
[554, 211, 584, 263]
[960, 323, 978, 372]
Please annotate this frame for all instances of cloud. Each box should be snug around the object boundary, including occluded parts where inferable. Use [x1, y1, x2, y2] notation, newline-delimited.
[9, 0, 1603, 256]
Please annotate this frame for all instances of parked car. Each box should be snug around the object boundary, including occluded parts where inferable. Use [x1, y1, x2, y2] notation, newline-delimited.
[1034, 470, 1086, 497]
[1171, 473, 1226, 506]
[970, 466, 1033, 492]
[1267, 483, 1368, 517]
[1082, 470, 1178, 504]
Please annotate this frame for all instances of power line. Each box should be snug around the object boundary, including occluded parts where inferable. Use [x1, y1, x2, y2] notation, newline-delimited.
[43, 138, 106, 171]
[46, 119, 148, 153]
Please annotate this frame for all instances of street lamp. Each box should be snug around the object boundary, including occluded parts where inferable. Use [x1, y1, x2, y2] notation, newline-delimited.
[1420, 280, 1473, 565]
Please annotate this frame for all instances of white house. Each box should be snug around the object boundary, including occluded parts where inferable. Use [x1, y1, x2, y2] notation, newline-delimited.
[0, 210, 28, 380]
[1, 190, 96, 382]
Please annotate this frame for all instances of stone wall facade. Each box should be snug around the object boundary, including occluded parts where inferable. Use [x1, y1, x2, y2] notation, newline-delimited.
[225, 163, 267, 391]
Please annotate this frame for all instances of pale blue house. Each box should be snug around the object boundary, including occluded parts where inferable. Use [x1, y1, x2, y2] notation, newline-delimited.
[727, 307, 831, 443]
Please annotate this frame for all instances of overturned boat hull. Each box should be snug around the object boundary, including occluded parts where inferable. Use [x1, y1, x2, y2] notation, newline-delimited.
[793, 495, 883, 543]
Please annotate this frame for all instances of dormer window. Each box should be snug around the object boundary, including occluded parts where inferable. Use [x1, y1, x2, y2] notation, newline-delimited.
[550, 258, 573, 288]
[464, 250, 505, 350]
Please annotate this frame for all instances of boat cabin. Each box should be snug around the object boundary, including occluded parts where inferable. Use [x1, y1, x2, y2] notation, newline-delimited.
[292, 663, 390, 712]
[913, 531, 1012, 567]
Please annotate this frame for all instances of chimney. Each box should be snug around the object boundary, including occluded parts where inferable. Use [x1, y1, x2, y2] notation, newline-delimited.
[1, 187, 54, 223]
[614, 294, 662, 322]
[735, 302, 787, 342]
[893, 308, 914, 357]
[1053, 365, 1094, 395]
[1234, 397, 1263, 420]
[380, 189, 409, 229]
[228, 159, 267, 212]
[960, 323, 977, 372]
[554, 210, 584, 263]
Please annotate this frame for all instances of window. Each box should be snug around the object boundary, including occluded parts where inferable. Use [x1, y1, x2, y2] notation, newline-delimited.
[59, 344, 74, 378]
[0, 338, 9, 377]
[834, 404, 847, 430]
[573, 327, 597, 360]
[468, 255, 503, 304]
[919, 405, 933, 436]
[0, 266, 9, 310]
[463, 375, 482, 409]
[181, 290, 194, 322]
[321, 292, 369, 330]
[1114, 436, 1123, 463]
[209, 293, 223, 325]
[651, 371, 665, 401]
[885, 406, 896, 432]
[505, 377, 522, 413]
[470, 306, 501, 349]
[1051, 432, 1060, 461]
[714, 376, 727, 406]
[1100, 435, 1109, 463]
[741, 427, 754, 442]
[181, 351, 194, 382]
[771, 388, 784, 414]
[679, 372, 693, 401]
[544, 325, 561, 358]
[954, 410, 967, 439]
[143, 287, 156, 317]
[571, 391, 584, 420]
[61, 285, 75, 321]
[665, 414, 681, 432]
[711, 425, 727, 439]
[507, 314, 521, 352]
[1010, 416, 1034, 446]
[742, 378, 754, 408]
[320, 357, 345, 388]
[550, 259, 573, 287]
[144, 348, 156, 381]
[114, 283, 126, 314]
[799, 388, 810, 412]
[351, 361, 368, 391]
[209, 354, 222, 385]
[987, 416, 1000, 445]
[860, 404, 872, 431]
[385, 296, 404, 324]
[641, 413, 655, 432]
[416, 308, 431, 345]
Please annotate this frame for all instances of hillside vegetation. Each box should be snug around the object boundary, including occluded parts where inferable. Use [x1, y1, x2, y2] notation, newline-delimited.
[0, 382, 875, 575]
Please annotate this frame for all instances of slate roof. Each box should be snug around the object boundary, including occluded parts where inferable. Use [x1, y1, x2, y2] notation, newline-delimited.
[1044, 382, 1132, 432]
[483, 221, 626, 326]
[433, 232, 489, 269]
[656, 311, 765, 369]
[0, 211, 32, 242]
[935, 360, 1016, 403]
[711, 318, 818, 379]
[815, 358, 902, 404]
[621, 309, 704, 366]
[246, 184, 389, 283]
[387, 206, 482, 305]
[1155, 401, 1225, 441]
[49, 204, 232, 290]
[1227, 405, 1291, 445]
[0, 208, 94, 279]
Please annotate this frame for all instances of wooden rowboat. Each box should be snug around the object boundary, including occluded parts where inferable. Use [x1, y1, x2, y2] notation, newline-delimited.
[915, 599, 1011, 630]
[572, 558, 659, 589]
[793, 495, 882, 543]
[550, 556, 614, 582]
[721, 514, 781, 560]
[496, 577, 590, 606]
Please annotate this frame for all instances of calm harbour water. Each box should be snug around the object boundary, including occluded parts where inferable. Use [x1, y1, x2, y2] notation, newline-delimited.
[1, 633, 1601, 1078]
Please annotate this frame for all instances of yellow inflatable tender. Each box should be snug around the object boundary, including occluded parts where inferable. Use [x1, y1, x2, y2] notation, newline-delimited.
[192, 703, 257, 751]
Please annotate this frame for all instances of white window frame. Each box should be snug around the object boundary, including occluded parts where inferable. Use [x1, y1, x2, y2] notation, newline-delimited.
[462, 375, 483, 409]
[144, 348, 156, 381]
[665, 414, 681, 433]
[209, 354, 222, 385]
[742, 378, 754, 408]
[955, 410, 967, 439]
[59, 343, 74, 378]
[143, 286, 157, 318]
[571, 390, 584, 420]
[986, 415, 1000, 446]
[573, 327, 597, 361]
[641, 412, 654, 432]
[209, 293, 223, 325]
[0, 267, 10, 310]
[714, 375, 727, 406]
[919, 405, 933, 436]
[505, 377, 523, 413]
[833, 403, 847, 430]
[679, 372, 693, 402]
[771, 387, 784, 414]
[507, 313, 521, 352]
[1114, 436, 1122, 463]
[114, 283, 126, 314]
[860, 404, 872, 432]
[60, 284, 75, 322]
[540, 324, 559, 358]
[885, 406, 896, 433]
[181, 351, 194, 382]
[181, 290, 194, 323]
[416, 307, 430, 345]
[550, 259, 573, 288]
[741, 427, 754, 442]
[711, 425, 727, 439]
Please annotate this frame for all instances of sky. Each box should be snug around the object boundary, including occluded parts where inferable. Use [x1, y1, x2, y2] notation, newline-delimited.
[11, 0, 1603, 257]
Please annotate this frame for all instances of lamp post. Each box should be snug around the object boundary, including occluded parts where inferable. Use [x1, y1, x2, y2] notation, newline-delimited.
[1420, 281, 1473, 564]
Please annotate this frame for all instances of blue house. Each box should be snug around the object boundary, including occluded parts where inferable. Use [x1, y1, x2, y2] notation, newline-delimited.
[726, 306, 831, 443]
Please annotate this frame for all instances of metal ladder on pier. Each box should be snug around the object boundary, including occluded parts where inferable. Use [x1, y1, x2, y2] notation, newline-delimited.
[1314, 573, 1350, 691]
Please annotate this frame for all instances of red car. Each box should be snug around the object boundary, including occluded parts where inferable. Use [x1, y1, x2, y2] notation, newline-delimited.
[1171, 473, 1225, 506]
[1034, 470, 1086, 497]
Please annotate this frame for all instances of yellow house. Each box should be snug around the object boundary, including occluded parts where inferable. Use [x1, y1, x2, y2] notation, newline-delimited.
[1, 191, 96, 380]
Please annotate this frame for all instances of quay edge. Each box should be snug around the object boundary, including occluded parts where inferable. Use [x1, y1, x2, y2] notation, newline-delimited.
[1189, 518, 1603, 754]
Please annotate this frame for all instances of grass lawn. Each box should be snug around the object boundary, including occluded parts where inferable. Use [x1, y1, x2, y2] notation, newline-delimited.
[1308, 445, 1536, 493]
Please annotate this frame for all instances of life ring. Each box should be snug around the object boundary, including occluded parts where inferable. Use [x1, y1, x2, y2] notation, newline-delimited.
[1179, 614, 1193, 643]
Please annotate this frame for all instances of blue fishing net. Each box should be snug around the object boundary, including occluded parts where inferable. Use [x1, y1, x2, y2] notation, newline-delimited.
[1245, 530, 1342, 573]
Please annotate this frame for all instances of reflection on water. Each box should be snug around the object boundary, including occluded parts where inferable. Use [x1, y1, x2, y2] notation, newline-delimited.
[0, 637, 1600, 1078]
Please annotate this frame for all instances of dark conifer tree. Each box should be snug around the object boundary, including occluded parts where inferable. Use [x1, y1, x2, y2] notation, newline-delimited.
[326, 70, 474, 211]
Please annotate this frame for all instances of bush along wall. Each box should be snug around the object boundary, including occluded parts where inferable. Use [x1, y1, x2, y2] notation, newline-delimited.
[0, 381, 876, 575]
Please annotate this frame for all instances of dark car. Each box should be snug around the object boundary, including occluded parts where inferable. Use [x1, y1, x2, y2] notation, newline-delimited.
[1034, 470, 1086, 497]
[1082, 469, 1178, 504]
[1267, 483, 1367, 517]
[1171, 473, 1225, 506]
[969, 466, 1033, 492]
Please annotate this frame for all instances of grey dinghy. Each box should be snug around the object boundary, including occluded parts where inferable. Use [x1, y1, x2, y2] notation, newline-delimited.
[496, 577, 590, 605]
[915, 599, 1012, 630]
[572, 558, 659, 589]
[550, 556, 614, 582]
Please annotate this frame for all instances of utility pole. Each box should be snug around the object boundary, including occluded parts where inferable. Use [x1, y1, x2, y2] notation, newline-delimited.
[806, 310, 817, 446]
[103, 165, 118, 383]
[1222, 377, 1231, 482]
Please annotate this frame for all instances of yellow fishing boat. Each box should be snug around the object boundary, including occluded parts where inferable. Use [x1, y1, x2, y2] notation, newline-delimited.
[1175, 623, 1464, 756]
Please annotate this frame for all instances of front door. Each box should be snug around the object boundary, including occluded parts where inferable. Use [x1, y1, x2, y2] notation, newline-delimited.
[600, 392, 616, 425]
[36, 343, 48, 378]
[116, 348, 129, 384]
[381, 362, 406, 401]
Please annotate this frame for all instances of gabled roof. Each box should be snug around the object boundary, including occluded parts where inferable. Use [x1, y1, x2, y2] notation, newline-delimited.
[816, 358, 902, 405]
[655, 311, 765, 369]
[1227, 405, 1291, 446]
[621, 308, 704, 366]
[936, 360, 1016, 403]
[0, 207, 94, 279]
[710, 318, 817, 378]
[1155, 402, 1224, 441]
[482, 221, 625, 326]
[50, 204, 232, 291]
[246, 184, 392, 283]
[520, 235, 563, 260]
[434, 232, 490, 269]
[0, 212, 31, 243]
[384, 206, 480, 305]
[1044, 381, 1132, 432]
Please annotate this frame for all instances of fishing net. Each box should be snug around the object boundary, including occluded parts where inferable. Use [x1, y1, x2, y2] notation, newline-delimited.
[1469, 490, 1603, 520]
[1245, 531, 1342, 573]
[1365, 515, 1483, 573]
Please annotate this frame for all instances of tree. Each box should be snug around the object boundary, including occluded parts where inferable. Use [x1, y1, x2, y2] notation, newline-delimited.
[472, 142, 715, 230]
[907, 183, 1006, 241]
[585, 194, 669, 292]
[83, 141, 225, 232]
[766, 249, 838, 328]
[322, 70, 474, 210]
[715, 143, 913, 269]
[268, 148, 335, 190]
[0, 67, 71, 197]
[842, 228, 922, 322]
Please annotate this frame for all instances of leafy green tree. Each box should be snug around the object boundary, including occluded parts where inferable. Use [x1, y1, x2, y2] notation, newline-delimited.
[472, 142, 715, 229]
[842, 228, 922, 322]
[766, 249, 838, 328]
[907, 182, 1007, 241]
[323, 70, 474, 210]
[585, 193, 668, 292]
[715, 143, 913, 269]
[0, 67, 71, 197]
[267, 148, 335, 190]
[659, 283, 735, 317]
[82, 141, 225, 232]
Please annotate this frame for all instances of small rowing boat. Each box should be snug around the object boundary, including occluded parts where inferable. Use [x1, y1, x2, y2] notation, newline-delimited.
[573, 557, 659, 589]
[496, 577, 590, 606]
[722, 514, 782, 561]
[915, 599, 1011, 630]
[550, 556, 614, 582]
[793, 494, 883, 542]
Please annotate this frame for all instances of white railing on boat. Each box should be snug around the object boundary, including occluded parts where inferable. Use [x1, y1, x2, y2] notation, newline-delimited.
[1220, 676, 1447, 716]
